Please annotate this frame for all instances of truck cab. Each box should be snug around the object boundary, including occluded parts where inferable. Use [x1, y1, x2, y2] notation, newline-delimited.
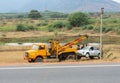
[24, 43, 50, 62]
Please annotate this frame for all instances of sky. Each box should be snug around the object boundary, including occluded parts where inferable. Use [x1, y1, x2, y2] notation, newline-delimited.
[112, 0, 120, 3]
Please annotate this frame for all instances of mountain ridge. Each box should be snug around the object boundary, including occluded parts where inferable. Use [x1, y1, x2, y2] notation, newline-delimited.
[0, 0, 120, 13]
[21, 0, 120, 13]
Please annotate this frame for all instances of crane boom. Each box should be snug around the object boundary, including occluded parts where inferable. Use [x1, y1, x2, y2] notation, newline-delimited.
[58, 35, 88, 52]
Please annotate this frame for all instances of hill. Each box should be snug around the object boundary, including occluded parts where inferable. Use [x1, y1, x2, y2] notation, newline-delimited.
[0, 0, 120, 13]
[20, 0, 120, 13]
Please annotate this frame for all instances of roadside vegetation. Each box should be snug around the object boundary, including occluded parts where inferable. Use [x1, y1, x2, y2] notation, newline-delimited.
[0, 10, 120, 44]
[0, 11, 120, 33]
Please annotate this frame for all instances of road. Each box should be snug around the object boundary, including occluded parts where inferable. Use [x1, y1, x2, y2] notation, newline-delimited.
[0, 64, 120, 83]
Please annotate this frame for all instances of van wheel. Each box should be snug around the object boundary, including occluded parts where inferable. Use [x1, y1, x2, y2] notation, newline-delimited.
[35, 57, 43, 62]
[98, 53, 101, 59]
[89, 56, 94, 59]
[85, 53, 90, 58]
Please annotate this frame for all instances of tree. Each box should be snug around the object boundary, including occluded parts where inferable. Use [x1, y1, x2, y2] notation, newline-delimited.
[28, 10, 41, 19]
[68, 12, 89, 27]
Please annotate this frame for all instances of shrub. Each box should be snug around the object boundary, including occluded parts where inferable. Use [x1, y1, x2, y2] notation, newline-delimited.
[87, 25, 94, 30]
[28, 10, 41, 19]
[65, 23, 72, 30]
[68, 12, 89, 27]
[28, 25, 36, 30]
[113, 20, 118, 23]
[94, 27, 112, 33]
[16, 24, 26, 31]
[62, 21, 72, 30]
[94, 27, 100, 32]
[52, 21, 65, 28]
[48, 26, 54, 32]
[36, 21, 48, 26]
[103, 27, 112, 33]
[114, 27, 120, 34]
[47, 21, 73, 31]
[117, 29, 120, 34]
[16, 24, 36, 31]
[83, 25, 94, 30]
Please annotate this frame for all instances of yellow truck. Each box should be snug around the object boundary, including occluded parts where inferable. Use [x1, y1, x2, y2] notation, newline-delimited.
[24, 35, 88, 62]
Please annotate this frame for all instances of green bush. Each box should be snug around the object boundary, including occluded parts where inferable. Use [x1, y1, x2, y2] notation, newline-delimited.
[48, 26, 55, 32]
[114, 27, 120, 34]
[62, 21, 72, 30]
[93, 27, 112, 33]
[65, 23, 72, 30]
[68, 12, 89, 27]
[28, 10, 41, 19]
[103, 27, 112, 33]
[16, 24, 26, 31]
[28, 25, 36, 30]
[36, 21, 48, 26]
[52, 21, 65, 28]
[47, 21, 72, 32]
[113, 20, 118, 23]
[16, 24, 36, 31]
[117, 28, 120, 34]
[83, 25, 94, 30]
[94, 27, 100, 32]
[87, 25, 94, 30]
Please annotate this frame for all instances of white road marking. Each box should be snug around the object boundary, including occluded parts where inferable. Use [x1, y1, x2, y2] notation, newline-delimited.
[0, 64, 120, 70]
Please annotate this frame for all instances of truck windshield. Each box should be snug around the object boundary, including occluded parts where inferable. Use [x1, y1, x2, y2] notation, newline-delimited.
[32, 45, 39, 50]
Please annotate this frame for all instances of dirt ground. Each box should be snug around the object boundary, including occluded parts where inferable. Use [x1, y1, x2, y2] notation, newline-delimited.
[0, 44, 119, 66]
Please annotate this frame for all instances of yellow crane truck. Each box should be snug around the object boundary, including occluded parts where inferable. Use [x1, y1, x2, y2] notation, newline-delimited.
[24, 35, 88, 62]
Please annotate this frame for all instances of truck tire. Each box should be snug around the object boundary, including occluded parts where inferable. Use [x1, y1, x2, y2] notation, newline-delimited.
[28, 59, 34, 63]
[58, 55, 62, 62]
[77, 55, 81, 60]
[66, 53, 76, 60]
[35, 56, 43, 62]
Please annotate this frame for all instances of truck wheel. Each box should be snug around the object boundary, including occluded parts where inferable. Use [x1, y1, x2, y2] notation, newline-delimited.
[58, 55, 62, 62]
[66, 53, 76, 60]
[28, 59, 34, 63]
[77, 56, 81, 60]
[35, 57, 43, 62]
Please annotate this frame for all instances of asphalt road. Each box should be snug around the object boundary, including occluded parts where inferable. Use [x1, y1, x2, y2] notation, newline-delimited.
[0, 64, 120, 83]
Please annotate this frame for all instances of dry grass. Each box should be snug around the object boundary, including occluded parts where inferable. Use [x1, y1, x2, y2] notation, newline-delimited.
[103, 44, 120, 61]
[0, 31, 53, 38]
[0, 30, 119, 38]
[0, 51, 26, 64]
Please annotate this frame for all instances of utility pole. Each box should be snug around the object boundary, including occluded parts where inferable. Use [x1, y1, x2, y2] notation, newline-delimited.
[100, 8, 104, 59]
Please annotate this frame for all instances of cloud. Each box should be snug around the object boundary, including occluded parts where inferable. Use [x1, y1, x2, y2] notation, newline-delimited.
[112, 0, 120, 3]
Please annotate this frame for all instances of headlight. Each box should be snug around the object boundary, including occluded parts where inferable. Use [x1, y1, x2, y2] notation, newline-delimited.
[25, 52, 29, 57]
